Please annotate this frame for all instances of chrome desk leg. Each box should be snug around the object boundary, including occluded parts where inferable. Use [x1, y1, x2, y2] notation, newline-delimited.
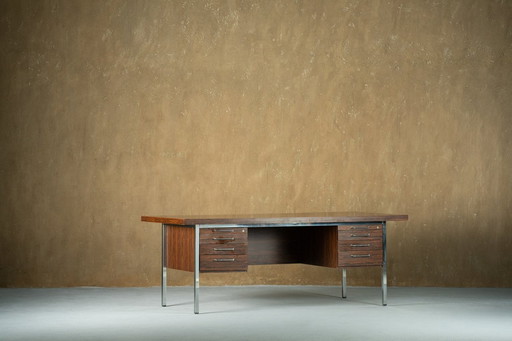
[382, 221, 387, 306]
[341, 268, 347, 299]
[194, 224, 200, 314]
[162, 224, 168, 307]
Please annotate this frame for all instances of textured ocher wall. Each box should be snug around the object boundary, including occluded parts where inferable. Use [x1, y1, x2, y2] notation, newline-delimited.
[1, 0, 511, 288]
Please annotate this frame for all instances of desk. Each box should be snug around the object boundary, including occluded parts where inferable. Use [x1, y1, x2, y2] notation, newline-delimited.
[141, 212, 408, 313]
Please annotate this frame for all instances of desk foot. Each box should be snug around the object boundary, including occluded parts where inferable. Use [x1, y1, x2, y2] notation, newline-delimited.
[341, 268, 347, 299]
[381, 222, 387, 306]
[381, 266, 387, 306]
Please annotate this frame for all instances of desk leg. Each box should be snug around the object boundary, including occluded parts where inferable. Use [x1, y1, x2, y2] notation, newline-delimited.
[341, 268, 347, 299]
[161, 224, 168, 307]
[382, 221, 387, 306]
[194, 224, 200, 314]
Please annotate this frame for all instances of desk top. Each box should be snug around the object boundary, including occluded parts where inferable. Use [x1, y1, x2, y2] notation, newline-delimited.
[141, 212, 408, 226]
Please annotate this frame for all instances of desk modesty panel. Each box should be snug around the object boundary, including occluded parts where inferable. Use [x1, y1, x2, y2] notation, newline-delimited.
[141, 212, 408, 314]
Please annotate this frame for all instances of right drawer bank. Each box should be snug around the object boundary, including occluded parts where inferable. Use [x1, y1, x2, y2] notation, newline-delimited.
[338, 224, 383, 267]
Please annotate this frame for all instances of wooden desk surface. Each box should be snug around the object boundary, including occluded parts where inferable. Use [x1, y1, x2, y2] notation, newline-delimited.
[141, 212, 408, 225]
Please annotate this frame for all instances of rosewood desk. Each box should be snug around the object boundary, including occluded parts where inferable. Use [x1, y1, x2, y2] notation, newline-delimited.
[141, 212, 408, 314]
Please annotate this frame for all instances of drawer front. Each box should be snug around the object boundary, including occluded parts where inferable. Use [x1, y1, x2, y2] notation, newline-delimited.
[338, 250, 383, 267]
[338, 224, 383, 232]
[339, 239, 382, 251]
[200, 244, 247, 255]
[200, 228, 248, 244]
[200, 255, 248, 272]
[338, 229, 382, 241]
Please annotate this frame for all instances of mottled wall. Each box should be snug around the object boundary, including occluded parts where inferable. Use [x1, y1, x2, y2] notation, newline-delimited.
[1, 0, 511, 288]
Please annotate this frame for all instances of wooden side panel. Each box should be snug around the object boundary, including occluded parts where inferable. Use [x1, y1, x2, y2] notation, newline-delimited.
[302, 226, 338, 268]
[167, 225, 194, 272]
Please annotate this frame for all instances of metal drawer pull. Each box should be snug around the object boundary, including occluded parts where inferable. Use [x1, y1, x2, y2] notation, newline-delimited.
[350, 226, 369, 230]
[214, 248, 235, 251]
[214, 229, 235, 232]
[350, 234, 370, 238]
[350, 226, 379, 230]
[213, 258, 235, 262]
[213, 237, 235, 241]
[350, 254, 371, 258]
[350, 244, 371, 247]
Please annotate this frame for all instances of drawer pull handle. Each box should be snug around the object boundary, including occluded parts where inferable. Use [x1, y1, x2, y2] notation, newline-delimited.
[350, 254, 371, 258]
[213, 237, 235, 241]
[214, 229, 235, 232]
[213, 258, 235, 262]
[350, 234, 370, 238]
[350, 244, 371, 248]
[350, 226, 369, 230]
[350, 226, 379, 230]
[214, 248, 235, 251]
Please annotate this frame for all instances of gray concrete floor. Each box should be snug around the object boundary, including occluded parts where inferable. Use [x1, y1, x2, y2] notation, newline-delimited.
[1, 286, 511, 340]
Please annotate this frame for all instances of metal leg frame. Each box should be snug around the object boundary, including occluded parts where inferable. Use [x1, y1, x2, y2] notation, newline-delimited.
[164, 222, 388, 312]
[382, 221, 387, 306]
[194, 224, 200, 314]
[341, 268, 347, 298]
[341, 221, 388, 306]
[160, 223, 201, 313]
[161, 224, 168, 307]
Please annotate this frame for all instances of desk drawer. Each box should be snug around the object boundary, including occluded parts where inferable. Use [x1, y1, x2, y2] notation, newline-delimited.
[200, 244, 247, 255]
[339, 239, 382, 251]
[200, 255, 248, 272]
[338, 250, 383, 267]
[338, 229, 382, 241]
[338, 224, 383, 231]
[200, 228, 247, 244]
